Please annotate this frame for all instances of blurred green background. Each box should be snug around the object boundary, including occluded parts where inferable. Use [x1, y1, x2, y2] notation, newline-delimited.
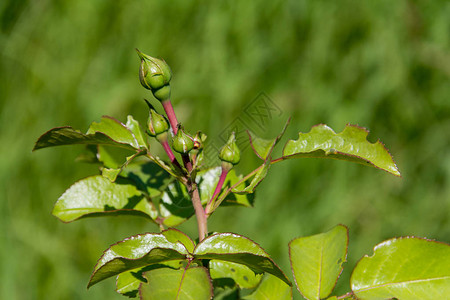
[1, 0, 449, 299]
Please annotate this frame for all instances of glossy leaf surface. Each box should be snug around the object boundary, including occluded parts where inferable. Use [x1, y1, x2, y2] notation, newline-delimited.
[282, 124, 400, 176]
[139, 267, 213, 300]
[194, 233, 290, 285]
[88, 232, 189, 288]
[161, 228, 195, 253]
[351, 237, 450, 299]
[289, 225, 348, 300]
[33, 127, 136, 151]
[242, 274, 292, 300]
[53, 175, 157, 223]
[209, 260, 262, 289]
[87, 116, 141, 149]
[126, 115, 147, 149]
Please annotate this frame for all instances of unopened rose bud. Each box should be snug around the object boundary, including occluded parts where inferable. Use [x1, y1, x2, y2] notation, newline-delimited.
[147, 108, 169, 138]
[219, 132, 240, 167]
[172, 126, 194, 154]
[136, 49, 172, 101]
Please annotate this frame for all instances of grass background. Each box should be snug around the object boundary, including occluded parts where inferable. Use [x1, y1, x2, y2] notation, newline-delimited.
[1, 0, 449, 299]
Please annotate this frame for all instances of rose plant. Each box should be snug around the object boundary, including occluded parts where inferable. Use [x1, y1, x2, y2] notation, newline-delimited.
[33, 50, 450, 299]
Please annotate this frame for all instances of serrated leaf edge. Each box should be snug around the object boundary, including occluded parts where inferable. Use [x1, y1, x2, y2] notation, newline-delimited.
[282, 124, 401, 177]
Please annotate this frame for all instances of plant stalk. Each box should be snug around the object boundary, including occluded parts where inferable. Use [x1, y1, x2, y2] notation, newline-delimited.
[189, 183, 208, 241]
[160, 139, 183, 170]
[205, 166, 229, 215]
[161, 99, 179, 134]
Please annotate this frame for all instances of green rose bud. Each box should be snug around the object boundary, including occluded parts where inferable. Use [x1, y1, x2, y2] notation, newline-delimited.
[219, 132, 240, 166]
[136, 49, 172, 101]
[147, 108, 169, 137]
[172, 126, 194, 154]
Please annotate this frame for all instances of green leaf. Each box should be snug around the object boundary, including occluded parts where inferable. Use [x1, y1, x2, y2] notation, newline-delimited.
[87, 116, 141, 149]
[248, 132, 277, 160]
[194, 233, 291, 286]
[289, 225, 348, 300]
[197, 167, 254, 207]
[53, 175, 157, 223]
[88, 231, 190, 288]
[123, 161, 173, 199]
[161, 228, 195, 253]
[116, 261, 185, 298]
[139, 267, 213, 300]
[232, 162, 270, 194]
[159, 180, 195, 227]
[126, 115, 148, 149]
[351, 237, 450, 299]
[33, 127, 137, 151]
[282, 124, 401, 176]
[210, 260, 263, 289]
[242, 274, 292, 300]
[248, 118, 290, 160]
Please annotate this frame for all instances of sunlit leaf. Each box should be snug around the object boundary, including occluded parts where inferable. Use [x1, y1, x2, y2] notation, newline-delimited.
[194, 233, 291, 285]
[53, 175, 157, 223]
[161, 228, 195, 253]
[88, 231, 189, 288]
[351, 237, 450, 299]
[282, 124, 401, 176]
[210, 260, 263, 289]
[289, 225, 348, 300]
[139, 267, 213, 300]
[242, 274, 292, 300]
[87, 116, 140, 149]
[126, 115, 147, 149]
[33, 127, 136, 151]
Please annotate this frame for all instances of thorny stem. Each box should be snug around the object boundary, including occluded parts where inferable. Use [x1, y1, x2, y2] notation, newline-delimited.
[205, 166, 229, 215]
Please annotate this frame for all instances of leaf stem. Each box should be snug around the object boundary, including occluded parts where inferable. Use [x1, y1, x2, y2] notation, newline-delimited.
[337, 292, 354, 299]
[205, 165, 229, 215]
[211, 164, 264, 212]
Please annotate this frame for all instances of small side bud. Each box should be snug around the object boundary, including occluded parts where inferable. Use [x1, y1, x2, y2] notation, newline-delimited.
[172, 126, 194, 154]
[219, 132, 240, 167]
[147, 108, 169, 138]
[136, 49, 172, 101]
[193, 131, 207, 152]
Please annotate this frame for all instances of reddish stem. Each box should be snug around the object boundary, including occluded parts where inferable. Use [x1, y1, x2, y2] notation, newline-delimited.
[160, 139, 182, 170]
[205, 166, 229, 215]
[161, 99, 179, 134]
